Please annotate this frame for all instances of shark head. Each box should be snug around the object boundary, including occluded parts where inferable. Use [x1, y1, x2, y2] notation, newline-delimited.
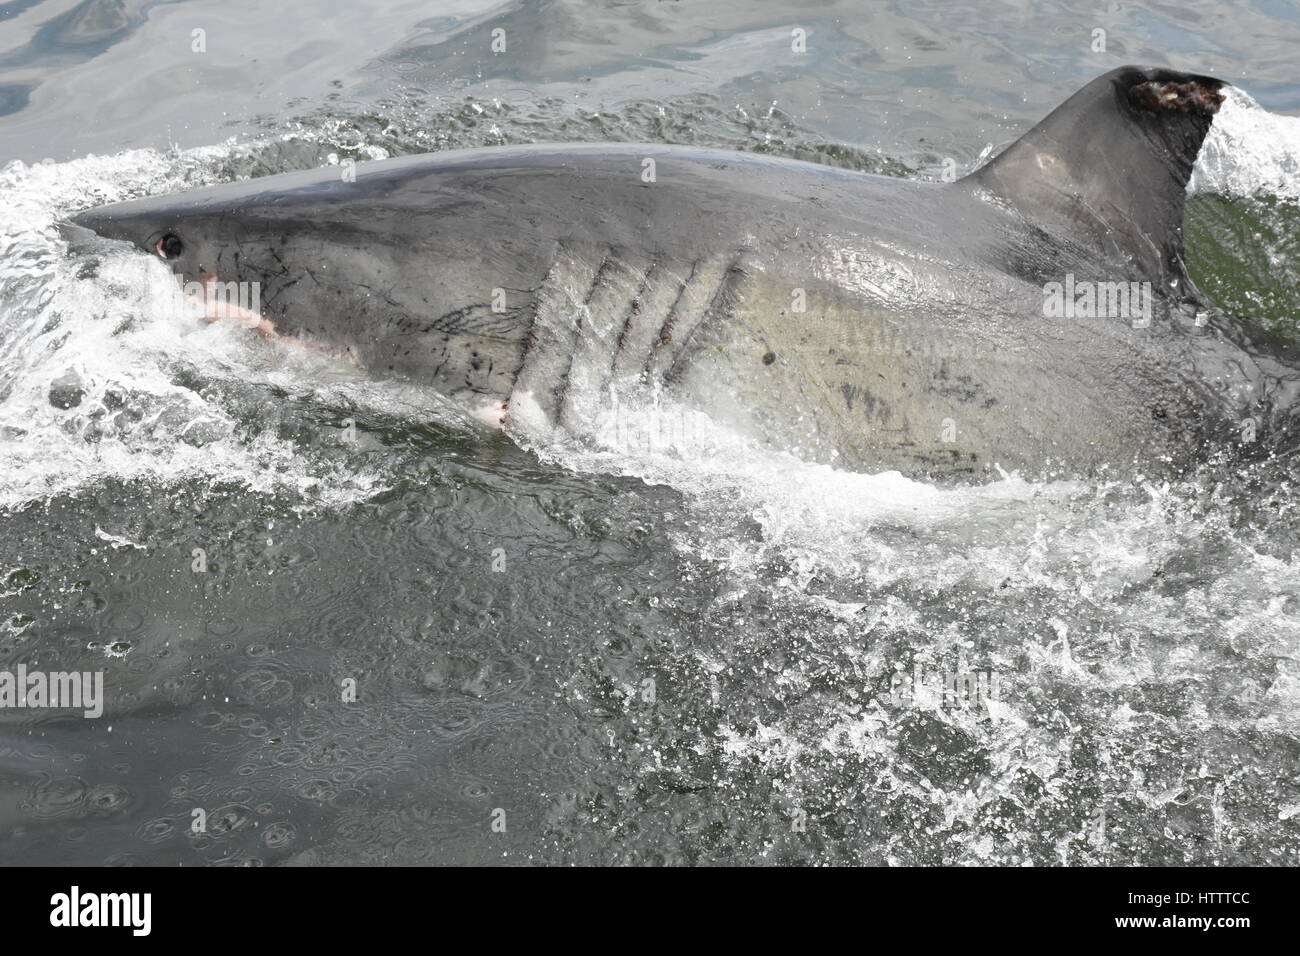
[62, 160, 444, 358]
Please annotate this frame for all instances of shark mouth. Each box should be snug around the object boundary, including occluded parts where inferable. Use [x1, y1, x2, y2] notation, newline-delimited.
[189, 271, 277, 338]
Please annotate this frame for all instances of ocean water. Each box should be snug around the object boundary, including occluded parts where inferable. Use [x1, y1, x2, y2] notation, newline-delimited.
[1, 0, 1299, 865]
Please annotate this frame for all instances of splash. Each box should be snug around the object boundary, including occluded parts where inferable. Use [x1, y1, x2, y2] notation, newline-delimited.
[1191, 86, 1300, 201]
[540, 390, 1300, 863]
[512, 298, 1300, 864]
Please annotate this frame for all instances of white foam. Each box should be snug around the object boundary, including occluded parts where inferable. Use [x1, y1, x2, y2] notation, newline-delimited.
[1191, 85, 1300, 201]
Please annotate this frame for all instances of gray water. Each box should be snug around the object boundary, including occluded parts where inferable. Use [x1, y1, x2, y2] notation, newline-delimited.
[1, 0, 1300, 865]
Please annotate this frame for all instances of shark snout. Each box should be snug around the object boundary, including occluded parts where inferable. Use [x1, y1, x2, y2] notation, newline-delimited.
[58, 212, 141, 256]
[57, 218, 107, 251]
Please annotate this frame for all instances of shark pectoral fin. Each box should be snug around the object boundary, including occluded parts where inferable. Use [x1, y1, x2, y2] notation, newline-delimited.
[964, 65, 1225, 291]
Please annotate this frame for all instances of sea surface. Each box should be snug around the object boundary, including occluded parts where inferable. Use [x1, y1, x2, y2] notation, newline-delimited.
[1, 0, 1299, 865]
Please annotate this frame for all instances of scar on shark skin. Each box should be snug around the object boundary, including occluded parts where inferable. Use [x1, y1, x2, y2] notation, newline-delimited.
[1128, 79, 1224, 116]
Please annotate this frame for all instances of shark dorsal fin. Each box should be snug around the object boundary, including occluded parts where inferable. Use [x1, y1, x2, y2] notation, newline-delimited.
[965, 66, 1225, 290]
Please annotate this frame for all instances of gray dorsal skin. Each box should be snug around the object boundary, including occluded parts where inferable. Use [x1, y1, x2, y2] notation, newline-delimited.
[63, 66, 1289, 481]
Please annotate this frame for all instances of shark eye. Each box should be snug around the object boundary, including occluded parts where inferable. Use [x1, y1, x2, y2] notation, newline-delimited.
[155, 233, 184, 260]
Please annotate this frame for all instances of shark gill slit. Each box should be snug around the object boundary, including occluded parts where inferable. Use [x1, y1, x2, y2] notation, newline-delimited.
[602, 258, 688, 398]
[658, 251, 749, 386]
[508, 243, 602, 422]
[553, 251, 625, 427]
[559, 252, 659, 427]
[644, 255, 729, 383]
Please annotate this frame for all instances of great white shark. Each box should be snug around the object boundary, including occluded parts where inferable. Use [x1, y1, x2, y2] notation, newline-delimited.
[63, 66, 1298, 480]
